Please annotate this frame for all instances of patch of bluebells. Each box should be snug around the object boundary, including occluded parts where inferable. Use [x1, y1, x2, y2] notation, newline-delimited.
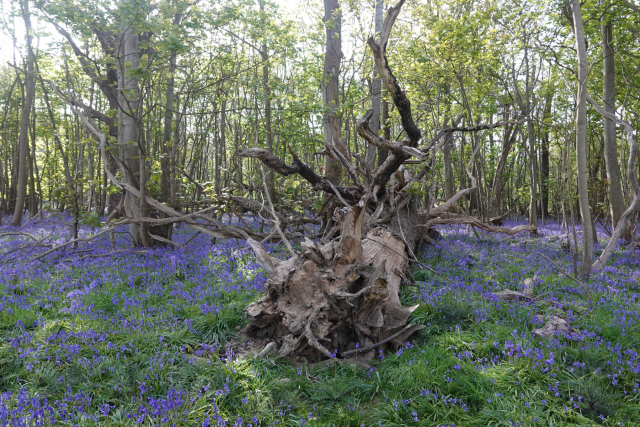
[0, 213, 276, 425]
[404, 219, 640, 422]
[2, 213, 640, 424]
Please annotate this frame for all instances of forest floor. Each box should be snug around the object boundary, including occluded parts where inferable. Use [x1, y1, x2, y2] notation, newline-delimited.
[1, 213, 640, 426]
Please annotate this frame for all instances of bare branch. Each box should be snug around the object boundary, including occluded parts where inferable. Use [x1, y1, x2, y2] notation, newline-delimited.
[341, 323, 413, 357]
[357, 110, 427, 161]
[259, 163, 296, 256]
[326, 138, 363, 188]
[238, 148, 363, 203]
[425, 217, 537, 236]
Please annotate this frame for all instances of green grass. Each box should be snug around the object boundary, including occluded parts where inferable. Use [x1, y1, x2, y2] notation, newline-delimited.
[2, 229, 640, 426]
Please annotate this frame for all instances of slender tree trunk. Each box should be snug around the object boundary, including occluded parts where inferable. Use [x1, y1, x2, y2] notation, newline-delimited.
[491, 120, 519, 216]
[323, 0, 345, 186]
[28, 100, 38, 217]
[525, 51, 538, 227]
[259, 1, 275, 201]
[366, 0, 383, 169]
[162, 52, 176, 205]
[601, 11, 624, 230]
[570, 0, 594, 278]
[541, 91, 552, 218]
[443, 103, 462, 202]
[12, 0, 36, 226]
[443, 122, 455, 201]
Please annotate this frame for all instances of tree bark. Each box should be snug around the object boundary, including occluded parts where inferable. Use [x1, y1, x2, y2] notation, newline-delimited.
[601, 11, 624, 230]
[366, 0, 384, 169]
[162, 52, 177, 206]
[443, 112, 463, 202]
[491, 114, 520, 216]
[378, 91, 390, 166]
[541, 91, 552, 218]
[569, 0, 594, 278]
[323, 0, 346, 186]
[11, 0, 36, 226]
[117, 11, 147, 247]
[525, 50, 538, 227]
[260, 1, 275, 201]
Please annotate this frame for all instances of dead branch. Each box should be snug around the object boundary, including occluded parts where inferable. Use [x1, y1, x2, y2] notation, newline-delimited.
[71, 249, 148, 262]
[357, 110, 427, 161]
[150, 233, 184, 248]
[489, 210, 512, 226]
[540, 253, 593, 307]
[0, 231, 47, 245]
[341, 323, 413, 357]
[443, 118, 527, 134]
[425, 217, 537, 236]
[326, 137, 363, 189]
[238, 148, 362, 203]
[305, 312, 334, 359]
[259, 163, 296, 256]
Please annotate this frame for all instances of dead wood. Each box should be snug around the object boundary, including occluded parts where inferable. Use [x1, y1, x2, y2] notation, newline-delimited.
[489, 210, 512, 226]
[532, 315, 581, 339]
[237, 148, 363, 203]
[238, 0, 538, 360]
[244, 212, 421, 359]
[425, 217, 537, 236]
[492, 289, 533, 301]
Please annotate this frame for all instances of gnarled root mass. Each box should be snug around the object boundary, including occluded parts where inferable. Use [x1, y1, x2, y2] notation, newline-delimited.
[244, 205, 423, 360]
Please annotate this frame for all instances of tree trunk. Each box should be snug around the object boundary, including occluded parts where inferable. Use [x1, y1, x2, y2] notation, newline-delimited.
[491, 112, 519, 217]
[117, 14, 147, 247]
[541, 90, 552, 218]
[260, 1, 275, 202]
[601, 11, 624, 230]
[525, 52, 538, 227]
[365, 0, 384, 169]
[570, 0, 594, 278]
[162, 52, 176, 206]
[322, 0, 345, 186]
[11, 0, 35, 226]
[444, 112, 464, 203]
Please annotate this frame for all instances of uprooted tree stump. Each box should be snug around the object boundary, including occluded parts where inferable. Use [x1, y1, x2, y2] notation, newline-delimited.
[238, 0, 536, 360]
[245, 205, 424, 359]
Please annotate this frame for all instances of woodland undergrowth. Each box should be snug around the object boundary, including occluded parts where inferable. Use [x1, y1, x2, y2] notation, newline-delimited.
[1, 213, 640, 426]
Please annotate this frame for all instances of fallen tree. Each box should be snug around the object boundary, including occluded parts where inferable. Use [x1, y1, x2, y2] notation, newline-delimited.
[237, 0, 536, 360]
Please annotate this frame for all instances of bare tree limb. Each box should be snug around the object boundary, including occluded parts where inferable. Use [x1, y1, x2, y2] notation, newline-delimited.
[259, 163, 296, 256]
[341, 323, 413, 357]
[424, 217, 537, 235]
[238, 148, 363, 203]
[357, 110, 427, 161]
